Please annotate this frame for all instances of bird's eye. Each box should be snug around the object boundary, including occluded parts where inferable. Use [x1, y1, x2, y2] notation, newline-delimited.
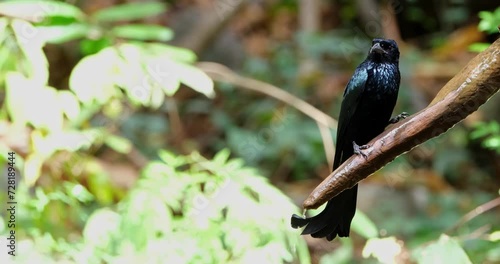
[380, 42, 388, 49]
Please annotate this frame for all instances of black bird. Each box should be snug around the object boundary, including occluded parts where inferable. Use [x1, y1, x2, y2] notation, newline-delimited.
[291, 38, 404, 241]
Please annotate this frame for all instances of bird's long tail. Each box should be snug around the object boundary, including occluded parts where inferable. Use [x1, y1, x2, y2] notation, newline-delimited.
[291, 184, 358, 241]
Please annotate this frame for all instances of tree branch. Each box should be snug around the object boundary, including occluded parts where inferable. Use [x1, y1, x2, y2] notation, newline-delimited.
[303, 39, 500, 209]
[197, 62, 338, 130]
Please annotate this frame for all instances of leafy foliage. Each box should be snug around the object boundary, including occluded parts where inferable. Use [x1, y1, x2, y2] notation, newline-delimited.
[470, 121, 500, 153]
[1, 150, 309, 263]
[469, 7, 500, 52]
[0, 0, 213, 187]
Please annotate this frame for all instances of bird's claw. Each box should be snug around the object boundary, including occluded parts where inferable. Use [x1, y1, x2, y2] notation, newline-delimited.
[389, 112, 409, 124]
[353, 141, 369, 159]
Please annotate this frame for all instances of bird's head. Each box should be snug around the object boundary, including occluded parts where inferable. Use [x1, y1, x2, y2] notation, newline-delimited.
[368, 38, 399, 63]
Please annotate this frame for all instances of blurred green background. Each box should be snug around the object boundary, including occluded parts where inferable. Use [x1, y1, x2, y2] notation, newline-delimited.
[0, 0, 499, 263]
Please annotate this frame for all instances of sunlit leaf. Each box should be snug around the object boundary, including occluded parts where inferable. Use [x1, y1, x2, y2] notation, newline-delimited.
[0, 0, 85, 22]
[104, 134, 132, 154]
[413, 234, 472, 264]
[10, 19, 49, 85]
[5, 72, 31, 126]
[149, 81, 165, 108]
[70, 47, 120, 105]
[113, 44, 152, 105]
[36, 24, 89, 44]
[121, 189, 173, 249]
[87, 168, 114, 205]
[363, 237, 402, 263]
[145, 58, 181, 96]
[42, 130, 94, 152]
[213, 148, 231, 165]
[64, 182, 94, 203]
[488, 231, 500, 242]
[5, 73, 63, 131]
[83, 208, 121, 248]
[31, 86, 63, 131]
[58, 90, 81, 120]
[24, 153, 44, 186]
[484, 137, 500, 149]
[172, 61, 215, 98]
[92, 2, 167, 22]
[112, 24, 173, 42]
[158, 150, 182, 167]
[468, 43, 490, 53]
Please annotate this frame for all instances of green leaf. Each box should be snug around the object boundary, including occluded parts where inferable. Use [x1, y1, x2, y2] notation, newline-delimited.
[351, 210, 379, 239]
[64, 182, 94, 203]
[484, 136, 500, 149]
[478, 9, 500, 33]
[58, 90, 81, 120]
[0, 0, 85, 21]
[31, 86, 63, 131]
[10, 19, 49, 85]
[104, 134, 132, 154]
[70, 47, 120, 105]
[36, 24, 89, 44]
[413, 234, 472, 264]
[34, 130, 95, 153]
[158, 150, 182, 167]
[5, 72, 30, 126]
[87, 168, 115, 205]
[488, 231, 500, 242]
[478, 11, 494, 21]
[214, 149, 231, 165]
[92, 2, 167, 22]
[173, 61, 215, 98]
[5, 73, 63, 131]
[83, 208, 121, 248]
[121, 189, 173, 249]
[468, 42, 490, 53]
[363, 237, 402, 263]
[112, 24, 173, 42]
[149, 80, 165, 109]
[114, 43, 181, 104]
[147, 43, 197, 63]
[24, 153, 44, 186]
[80, 38, 113, 55]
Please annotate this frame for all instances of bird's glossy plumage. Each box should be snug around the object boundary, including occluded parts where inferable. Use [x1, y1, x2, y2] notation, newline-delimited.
[291, 38, 401, 241]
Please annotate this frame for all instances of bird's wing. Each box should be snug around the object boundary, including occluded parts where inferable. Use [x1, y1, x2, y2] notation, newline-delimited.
[333, 67, 368, 169]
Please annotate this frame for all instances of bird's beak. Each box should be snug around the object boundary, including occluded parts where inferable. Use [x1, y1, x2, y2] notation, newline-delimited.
[370, 43, 386, 54]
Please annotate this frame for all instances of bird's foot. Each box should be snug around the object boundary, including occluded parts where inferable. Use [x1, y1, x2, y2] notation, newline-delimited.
[389, 112, 409, 124]
[353, 141, 369, 159]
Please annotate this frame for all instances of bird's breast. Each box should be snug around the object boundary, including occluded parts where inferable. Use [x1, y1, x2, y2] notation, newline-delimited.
[365, 63, 400, 100]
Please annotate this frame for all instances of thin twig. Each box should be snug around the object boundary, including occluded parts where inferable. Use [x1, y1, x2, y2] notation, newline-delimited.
[457, 224, 492, 241]
[447, 196, 500, 233]
[316, 121, 334, 170]
[197, 62, 338, 130]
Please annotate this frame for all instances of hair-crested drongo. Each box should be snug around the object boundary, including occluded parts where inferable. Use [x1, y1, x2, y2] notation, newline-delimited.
[291, 38, 402, 241]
